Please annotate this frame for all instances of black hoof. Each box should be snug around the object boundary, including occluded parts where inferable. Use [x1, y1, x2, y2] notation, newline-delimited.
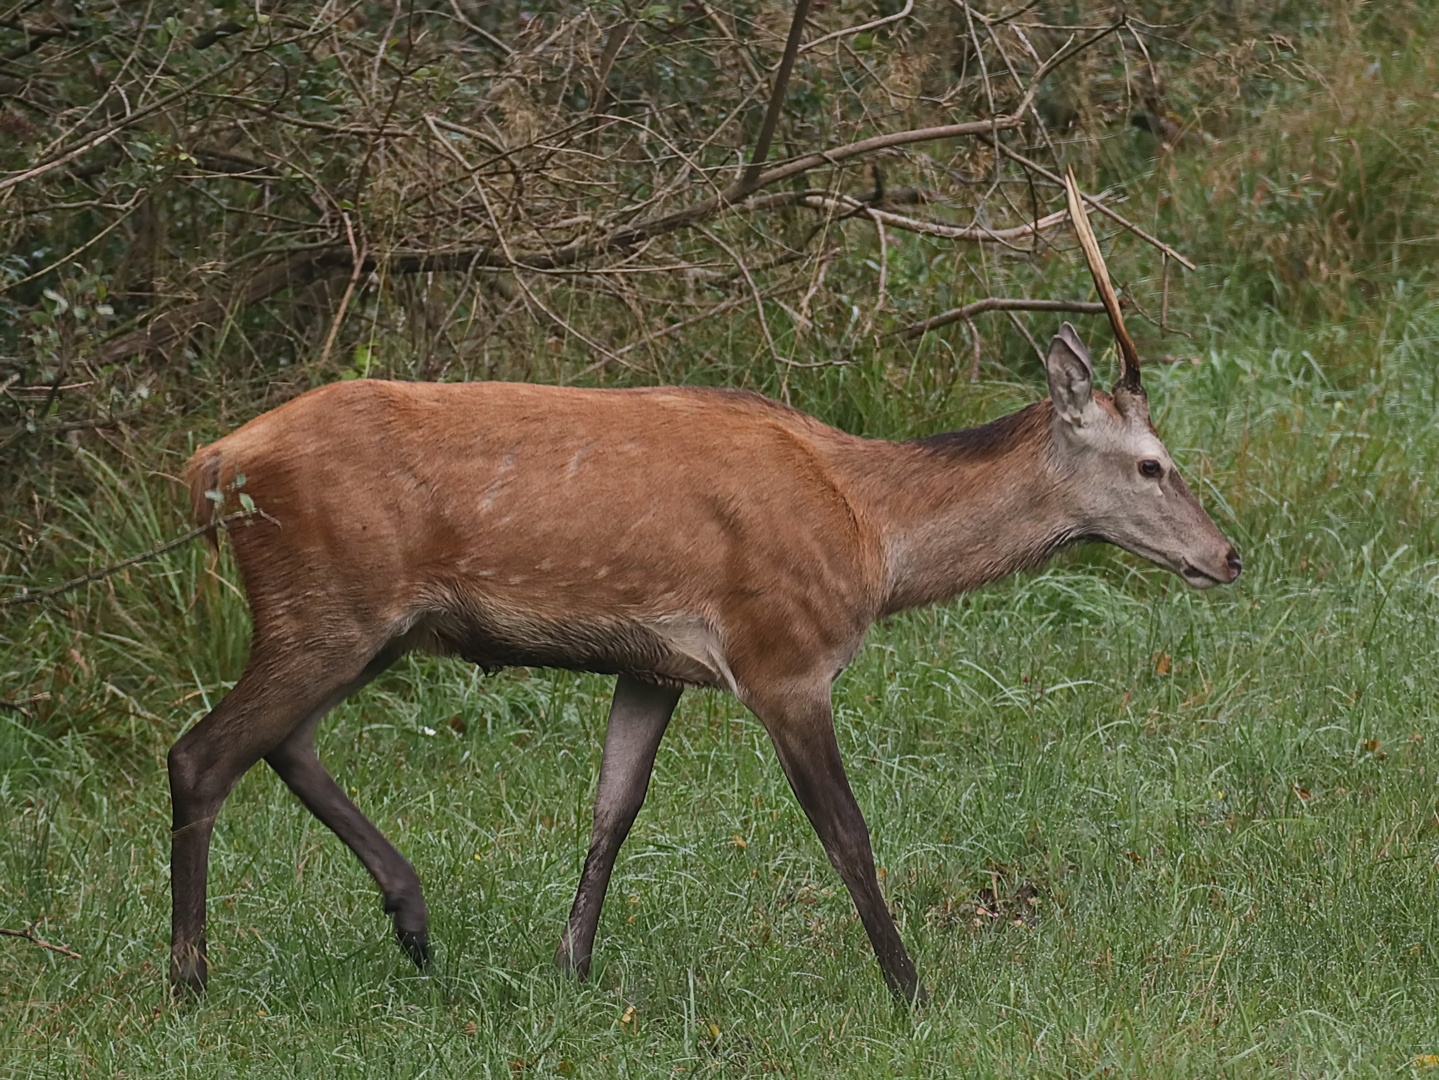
[396, 928, 430, 969]
[886, 976, 929, 1008]
[170, 971, 207, 999]
[554, 947, 591, 981]
[170, 947, 208, 998]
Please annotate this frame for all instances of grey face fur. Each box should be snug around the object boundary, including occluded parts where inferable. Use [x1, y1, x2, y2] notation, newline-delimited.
[1044, 324, 1240, 589]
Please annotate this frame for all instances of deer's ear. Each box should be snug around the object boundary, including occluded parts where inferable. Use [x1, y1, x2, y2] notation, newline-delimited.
[1046, 323, 1095, 425]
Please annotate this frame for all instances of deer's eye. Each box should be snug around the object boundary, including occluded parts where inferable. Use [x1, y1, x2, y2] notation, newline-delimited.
[1139, 459, 1163, 479]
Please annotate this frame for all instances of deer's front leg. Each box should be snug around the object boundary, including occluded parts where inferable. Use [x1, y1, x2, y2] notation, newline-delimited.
[748, 681, 926, 1005]
[556, 675, 682, 978]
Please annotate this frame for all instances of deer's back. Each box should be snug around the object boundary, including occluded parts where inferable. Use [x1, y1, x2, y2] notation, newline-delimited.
[189, 380, 886, 689]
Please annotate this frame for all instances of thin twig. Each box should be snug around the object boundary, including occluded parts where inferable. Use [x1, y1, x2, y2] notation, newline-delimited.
[607, 280, 806, 361]
[869, 209, 888, 321]
[964, 315, 982, 381]
[800, 194, 1069, 248]
[0, 188, 148, 295]
[987, 141, 1197, 270]
[1160, 252, 1170, 334]
[0, 510, 253, 609]
[895, 297, 1105, 339]
[0, 923, 81, 960]
[317, 211, 366, 369]
[1007, 309, 1045, 363]
[699, 226, 784, 372]
[802, 0, 914, 53]
[0, 51, 249, 197]
[98, 117, 1034, 366]
[0, 693, 48, 718]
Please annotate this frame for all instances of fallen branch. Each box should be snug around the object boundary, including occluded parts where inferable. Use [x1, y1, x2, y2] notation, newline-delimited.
[0, 693, 49, 718]
[895, 297, 1105, 339]
[0, 923, 81, 960]
[0, 510, 252, 609]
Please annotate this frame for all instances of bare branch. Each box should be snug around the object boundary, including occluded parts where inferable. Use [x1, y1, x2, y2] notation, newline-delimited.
[895, 297, 1105, 339]
[0, 51, 249, 198]
[798, 194, 1070, 247]
[739, 0, 815, 196]
[802, 0, 914, 53]
[316, 212, 366, 369]
[608, 281, 804, 362]
[0, 511, 254, 609]
[989, 141, 1197, 270]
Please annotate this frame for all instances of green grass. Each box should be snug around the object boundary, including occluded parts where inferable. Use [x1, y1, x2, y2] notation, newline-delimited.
[4, 303, 1439, 1077]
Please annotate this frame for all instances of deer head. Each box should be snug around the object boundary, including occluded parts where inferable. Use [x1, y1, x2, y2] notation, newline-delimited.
[1047, 168, 1240, 589]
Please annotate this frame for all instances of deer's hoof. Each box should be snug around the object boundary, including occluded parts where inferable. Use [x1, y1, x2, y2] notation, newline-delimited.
[554, 945, 591, 981]
[396, 928, 430, 969]
[169, 950, 208, 998]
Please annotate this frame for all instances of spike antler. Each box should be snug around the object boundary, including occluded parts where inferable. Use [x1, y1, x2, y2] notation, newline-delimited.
[1063, 167, 1143, 395]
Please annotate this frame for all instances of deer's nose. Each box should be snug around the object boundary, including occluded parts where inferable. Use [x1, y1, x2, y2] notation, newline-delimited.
[1225, 548, 1242, 582]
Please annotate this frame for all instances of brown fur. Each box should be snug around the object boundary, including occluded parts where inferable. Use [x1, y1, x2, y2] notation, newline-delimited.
[167, 372, 1236, 1003]
[183, 381, 1088, 683]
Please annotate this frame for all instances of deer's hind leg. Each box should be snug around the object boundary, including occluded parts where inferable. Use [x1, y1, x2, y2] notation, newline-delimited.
[263, 642, 430, 968]
[167, 640, 393, 996]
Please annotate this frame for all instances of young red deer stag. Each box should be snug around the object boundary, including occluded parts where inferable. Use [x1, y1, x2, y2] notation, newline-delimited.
[169, 172, 1239, 1002]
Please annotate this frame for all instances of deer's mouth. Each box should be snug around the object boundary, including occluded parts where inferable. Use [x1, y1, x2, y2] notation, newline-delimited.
[1180, 563, 1224, 589]
[1180, 549, 1241, 589]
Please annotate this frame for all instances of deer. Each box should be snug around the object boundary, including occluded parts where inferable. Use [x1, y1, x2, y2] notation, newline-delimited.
[168, 170, 1240, 1004]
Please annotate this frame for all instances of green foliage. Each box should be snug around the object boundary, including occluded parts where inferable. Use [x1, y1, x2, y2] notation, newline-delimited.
[1154, 6, 1439, 320]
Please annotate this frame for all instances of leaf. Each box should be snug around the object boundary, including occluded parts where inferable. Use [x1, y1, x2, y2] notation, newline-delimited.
[238, 493, 256, 514]
[619, 1005, 638, 1034]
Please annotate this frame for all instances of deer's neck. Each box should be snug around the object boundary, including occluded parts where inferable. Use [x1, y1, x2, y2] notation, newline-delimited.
[848, 401, 1080, 615]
